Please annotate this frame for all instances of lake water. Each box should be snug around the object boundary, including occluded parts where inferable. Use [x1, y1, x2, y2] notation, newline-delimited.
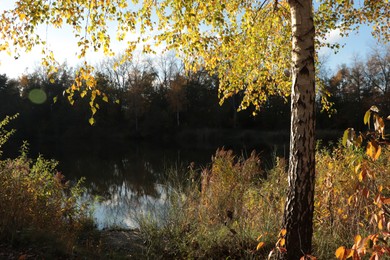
[5, 138, 286, 229]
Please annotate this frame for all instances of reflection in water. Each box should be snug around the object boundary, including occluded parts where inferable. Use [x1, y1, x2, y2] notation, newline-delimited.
[91, 182, 168, 229]
[18, 139, 277, 229]
[29, 140, 217, 229]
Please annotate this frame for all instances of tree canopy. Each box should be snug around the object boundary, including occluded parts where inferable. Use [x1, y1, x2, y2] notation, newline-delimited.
[1, 0, 388, 114]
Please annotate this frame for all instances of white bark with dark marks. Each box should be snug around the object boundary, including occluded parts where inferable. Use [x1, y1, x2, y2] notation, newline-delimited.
[279, 0, 316, 259]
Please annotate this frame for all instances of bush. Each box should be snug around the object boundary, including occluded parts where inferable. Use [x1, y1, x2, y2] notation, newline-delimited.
[323, 107, 390, 260]
[0, 115, 91, 255]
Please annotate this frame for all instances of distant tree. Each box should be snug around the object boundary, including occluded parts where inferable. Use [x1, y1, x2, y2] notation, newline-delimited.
[365, 46, 390, 115]
[166, 74, 187, 127]
[0, 74, 21, 119]
[124, 60, 157, 132]
[155, 52, 183, 90]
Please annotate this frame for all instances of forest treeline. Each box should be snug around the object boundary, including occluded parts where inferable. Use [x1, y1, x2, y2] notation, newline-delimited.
[0, 47, 389, 143]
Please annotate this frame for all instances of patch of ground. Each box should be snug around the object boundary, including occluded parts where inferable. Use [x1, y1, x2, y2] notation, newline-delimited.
[0, 229, 146, 259]
[100, 229, 147, 259]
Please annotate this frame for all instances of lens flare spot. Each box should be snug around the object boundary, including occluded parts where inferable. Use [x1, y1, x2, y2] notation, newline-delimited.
[28, 89, 47, 104]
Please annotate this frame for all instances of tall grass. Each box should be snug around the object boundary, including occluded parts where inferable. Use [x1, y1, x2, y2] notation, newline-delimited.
[136, 148, 286, 259]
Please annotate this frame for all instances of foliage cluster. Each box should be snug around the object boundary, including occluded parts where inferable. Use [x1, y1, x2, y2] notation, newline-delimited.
[0, 116, 92, 256]
[136, 109, 389, 259]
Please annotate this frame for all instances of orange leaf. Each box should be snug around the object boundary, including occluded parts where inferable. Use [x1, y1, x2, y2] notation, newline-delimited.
[279, 229, 287, 237]
[346, 249, 354, 258]
[256, 242, 265, 250]
[335, 246, 346, 260]
[354, 235, 362, 245]
[366, 141, 381, 161]
[381, 198, 390, 204]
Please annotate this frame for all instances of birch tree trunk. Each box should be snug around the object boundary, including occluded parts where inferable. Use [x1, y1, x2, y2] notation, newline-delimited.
[280, 0, 316, 259]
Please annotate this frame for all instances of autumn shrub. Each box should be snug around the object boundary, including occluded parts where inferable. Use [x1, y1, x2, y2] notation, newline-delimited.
[0, 116, 91, 255]
[137, 148, 287, 259]
[314, 107, 390, 259]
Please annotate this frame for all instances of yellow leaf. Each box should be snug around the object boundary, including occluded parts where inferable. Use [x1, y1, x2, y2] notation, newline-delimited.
[103, 95, 109, 102]
[342, 128, 351, 147]
[256, 242, 264, 250]
[335, 246, 345, 259]
[279, 238, 285, 247]
[19, 13, 26, 21]
[115, 99, 120, 104]
[378, 219, 383, 230]
[354, 164, 361, 174]
[89, 117, 95, 125]
[364, 110, 371, 125]
[279, 229, 287, 237]
[53, 96, 57, 103]
[348, 195, 354, 205]
[358, 169, 367, 182]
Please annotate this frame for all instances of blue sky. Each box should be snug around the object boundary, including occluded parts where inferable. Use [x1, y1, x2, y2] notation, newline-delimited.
[0, 2, 383, 79]
[319, 24, 382, 71]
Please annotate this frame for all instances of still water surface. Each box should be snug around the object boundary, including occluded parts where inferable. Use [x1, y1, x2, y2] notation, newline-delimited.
[21, 139, 281, 229]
